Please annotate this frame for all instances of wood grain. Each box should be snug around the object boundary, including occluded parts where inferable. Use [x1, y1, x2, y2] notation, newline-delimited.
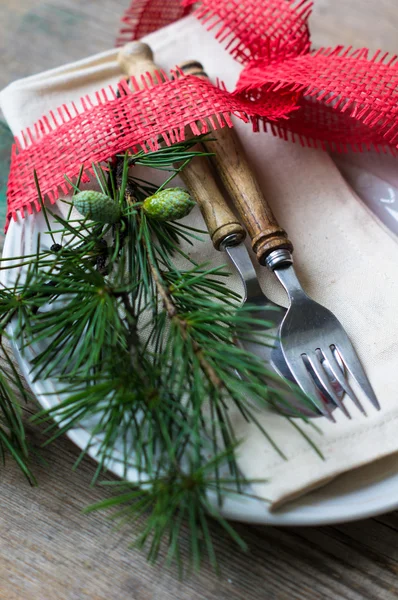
[178, 61, 293, 263]
[202, 123, 293, 263]
[118, 42, 165, 85]
[118, 44, 246, 249]
[1, 1, 398, 598]
[178, 151, 246, 249]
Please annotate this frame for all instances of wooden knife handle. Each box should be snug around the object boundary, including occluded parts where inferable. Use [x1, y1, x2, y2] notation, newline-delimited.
[117, 42, 164, 84]
[178, 61, 294, 264]
[117, 43, 245, 250]
[177, 150, 246, 249]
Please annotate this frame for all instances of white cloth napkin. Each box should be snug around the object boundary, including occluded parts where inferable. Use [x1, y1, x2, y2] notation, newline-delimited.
[2, 15, 398, 510]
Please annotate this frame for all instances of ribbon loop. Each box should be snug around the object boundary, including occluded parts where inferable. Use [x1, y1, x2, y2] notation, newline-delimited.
[5, 0, 398, 227]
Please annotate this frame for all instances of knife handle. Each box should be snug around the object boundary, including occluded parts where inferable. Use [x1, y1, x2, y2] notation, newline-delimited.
[176, 149, 246, 249]
[117, 43, 246, 250]
[178, 61, 294, 265]
[118, 42, 165, 84]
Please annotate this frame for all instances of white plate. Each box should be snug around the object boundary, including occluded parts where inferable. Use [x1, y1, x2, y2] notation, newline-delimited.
[3, 199, 398, 527]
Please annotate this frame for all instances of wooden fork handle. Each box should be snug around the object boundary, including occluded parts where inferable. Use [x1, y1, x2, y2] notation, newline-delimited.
[118, 43, 245, 250]
[178, 61, 294, 265]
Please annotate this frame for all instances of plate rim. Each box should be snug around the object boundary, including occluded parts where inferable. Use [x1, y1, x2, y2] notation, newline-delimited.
[3, 212, 398, 527]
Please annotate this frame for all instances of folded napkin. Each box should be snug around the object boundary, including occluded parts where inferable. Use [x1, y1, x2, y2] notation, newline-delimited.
[2, 15, 398, 509]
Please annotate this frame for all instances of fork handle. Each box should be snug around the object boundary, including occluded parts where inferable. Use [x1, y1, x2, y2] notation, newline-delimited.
[118, 43, 246, 250]
[178, 61, 294, 265]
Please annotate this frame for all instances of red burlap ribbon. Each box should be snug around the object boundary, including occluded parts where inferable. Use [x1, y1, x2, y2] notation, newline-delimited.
[6, 0, 398, 228]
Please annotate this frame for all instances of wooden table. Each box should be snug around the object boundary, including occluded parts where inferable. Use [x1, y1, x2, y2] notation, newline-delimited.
[1, 1, 398, 598]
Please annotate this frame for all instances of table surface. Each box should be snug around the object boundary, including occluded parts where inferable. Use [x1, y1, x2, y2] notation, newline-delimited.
[1, 1, 398, 599]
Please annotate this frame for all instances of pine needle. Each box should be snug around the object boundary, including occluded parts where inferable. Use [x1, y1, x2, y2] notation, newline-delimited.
[0, 138, 321, 569]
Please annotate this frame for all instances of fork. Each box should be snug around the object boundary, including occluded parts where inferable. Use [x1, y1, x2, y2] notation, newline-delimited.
[174, 60, 346, 420]
[184, 65, 381, 417]
[118, 42, 343, 418]
[118, 44, 379, 417]
[173, 123, 341, 419]
[267, 249, 380, 416]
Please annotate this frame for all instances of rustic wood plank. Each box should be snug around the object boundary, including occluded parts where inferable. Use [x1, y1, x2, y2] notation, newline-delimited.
[1, 1, 398, 598]
[0, 0, 127, 90]
[311, 0, 398, 52]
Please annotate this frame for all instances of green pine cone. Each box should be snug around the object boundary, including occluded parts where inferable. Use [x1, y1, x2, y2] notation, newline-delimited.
[143, 188, 195, 221]
[73, 190, 121, 224]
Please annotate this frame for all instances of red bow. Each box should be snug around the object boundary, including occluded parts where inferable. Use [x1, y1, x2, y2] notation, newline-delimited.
[6, 0, 398, 227]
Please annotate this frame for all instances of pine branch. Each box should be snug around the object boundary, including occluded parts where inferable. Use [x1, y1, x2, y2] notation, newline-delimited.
[84, 450, 255, 573]
[141, 226, 222, 389]
[0, 340, 35, 483]
[0, 138, 318, 569]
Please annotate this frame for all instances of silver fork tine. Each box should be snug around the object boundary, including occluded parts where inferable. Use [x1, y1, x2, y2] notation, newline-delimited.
[320, 347, 367, 415]
[334, 342, 380, 411]
[287, 356, 336, 422]
[305, 352, 351, 419]
[268, 255, 380, 417]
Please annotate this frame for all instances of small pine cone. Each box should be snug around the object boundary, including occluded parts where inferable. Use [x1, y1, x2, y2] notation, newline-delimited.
[143, 188, 195, 222]
[73, 190, 121, 224]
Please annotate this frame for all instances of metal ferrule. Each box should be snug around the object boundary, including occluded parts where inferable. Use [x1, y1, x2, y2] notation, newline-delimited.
[265, 248, 293, 270]
[220, 233, 244, 250]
